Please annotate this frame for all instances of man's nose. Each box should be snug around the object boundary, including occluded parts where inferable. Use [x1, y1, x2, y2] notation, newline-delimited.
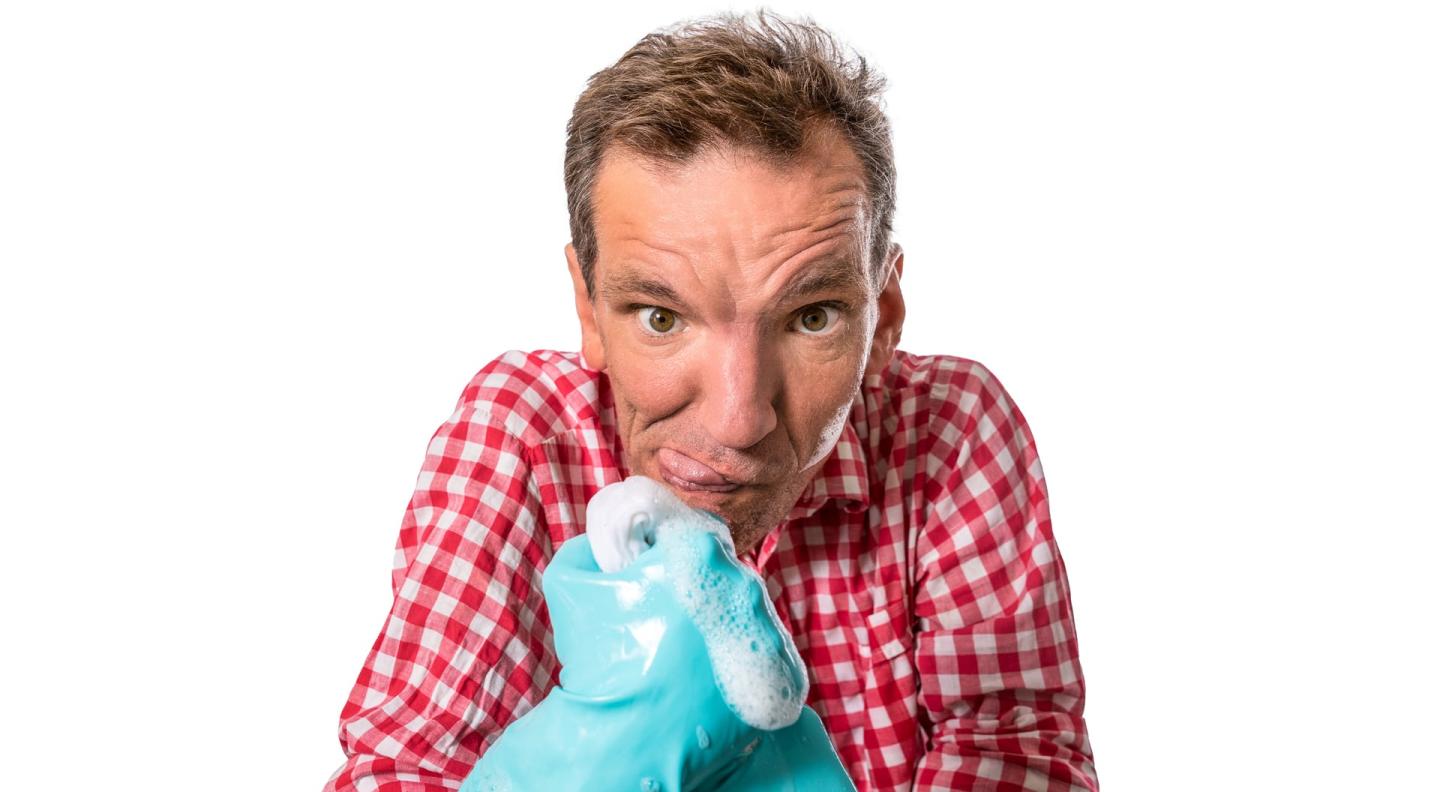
[699, 334, 779, 451]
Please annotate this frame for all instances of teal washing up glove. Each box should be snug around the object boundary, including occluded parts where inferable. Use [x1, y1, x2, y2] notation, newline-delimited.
[460, 476, 854, 792]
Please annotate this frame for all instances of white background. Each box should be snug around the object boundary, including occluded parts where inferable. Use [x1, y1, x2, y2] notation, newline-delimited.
[2, 2, 1436, 789]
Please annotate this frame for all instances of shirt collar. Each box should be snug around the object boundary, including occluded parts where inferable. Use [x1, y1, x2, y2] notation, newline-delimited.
[744, 416, 870, 572]
[786, 412, 871, 522]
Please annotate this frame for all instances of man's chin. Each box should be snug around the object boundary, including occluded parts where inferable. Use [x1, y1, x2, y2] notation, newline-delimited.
[721, 523, 762, 555]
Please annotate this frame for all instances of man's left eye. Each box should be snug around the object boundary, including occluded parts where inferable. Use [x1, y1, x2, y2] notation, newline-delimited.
[793, 305, 839, 335]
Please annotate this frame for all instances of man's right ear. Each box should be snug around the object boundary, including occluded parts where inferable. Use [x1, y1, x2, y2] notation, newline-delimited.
[565, 243, 607, 371]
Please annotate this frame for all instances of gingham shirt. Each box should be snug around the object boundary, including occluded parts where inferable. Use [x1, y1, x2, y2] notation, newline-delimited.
[325, 349, 1098, 791]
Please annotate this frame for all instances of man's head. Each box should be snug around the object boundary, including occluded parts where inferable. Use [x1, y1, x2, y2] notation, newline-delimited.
[562, 10, 905, 554]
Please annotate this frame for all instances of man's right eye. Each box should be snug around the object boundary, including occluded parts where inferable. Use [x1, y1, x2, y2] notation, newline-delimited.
[637, 306, 681, 335]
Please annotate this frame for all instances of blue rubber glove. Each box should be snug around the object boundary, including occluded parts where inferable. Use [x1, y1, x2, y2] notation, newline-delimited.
[460, 479, 854, 792]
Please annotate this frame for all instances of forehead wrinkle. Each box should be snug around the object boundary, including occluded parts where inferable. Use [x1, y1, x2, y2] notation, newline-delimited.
[608, 224, 690, 260]
[749, 193, 864, 263]
[598, 222, 711, 300]
[751, 208, 867, 305]
[765, 206, 860, 245]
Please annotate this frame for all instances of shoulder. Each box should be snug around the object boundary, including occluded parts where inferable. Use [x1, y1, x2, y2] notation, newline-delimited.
[450, 349, 606, 447]
[877, 349, 1024, 441]
[882, 349, 1007, 399]
[871, 350, 1039, 502]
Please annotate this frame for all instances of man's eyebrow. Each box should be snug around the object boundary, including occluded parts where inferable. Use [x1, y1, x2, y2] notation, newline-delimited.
[598, 270, 686, 308]
[598, 257, 866, 309]
[775, 257, 869, 305]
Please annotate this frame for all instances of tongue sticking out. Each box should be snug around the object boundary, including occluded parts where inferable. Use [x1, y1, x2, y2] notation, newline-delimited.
[657, 448, 739, 491]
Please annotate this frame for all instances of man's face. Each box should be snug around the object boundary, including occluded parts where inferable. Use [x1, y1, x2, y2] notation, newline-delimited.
[565, 130, 904, 554]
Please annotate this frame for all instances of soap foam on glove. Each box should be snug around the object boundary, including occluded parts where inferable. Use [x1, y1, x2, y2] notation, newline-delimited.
[460, 476, 855, 792]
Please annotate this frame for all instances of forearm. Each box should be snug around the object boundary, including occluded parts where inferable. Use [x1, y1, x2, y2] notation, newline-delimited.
[913, 701, 1096, 791]
[911, 546, 1097, 790]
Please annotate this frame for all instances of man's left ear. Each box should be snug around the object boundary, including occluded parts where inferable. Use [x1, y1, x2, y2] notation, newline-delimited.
[865, 242, 906, 379]
[565, 242, 607, 371]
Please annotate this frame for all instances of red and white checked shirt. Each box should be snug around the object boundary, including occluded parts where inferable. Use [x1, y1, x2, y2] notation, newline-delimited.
[325, 349, 1097, 791]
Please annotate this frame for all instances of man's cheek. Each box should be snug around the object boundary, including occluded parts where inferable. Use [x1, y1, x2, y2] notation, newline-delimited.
[613, 364, 689, 427]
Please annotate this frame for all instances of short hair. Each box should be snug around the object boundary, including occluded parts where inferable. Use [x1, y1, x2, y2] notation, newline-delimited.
[563, 8, 896, 296]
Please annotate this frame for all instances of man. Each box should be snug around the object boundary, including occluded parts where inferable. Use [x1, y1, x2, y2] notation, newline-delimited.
[325, 10, 1097, 791]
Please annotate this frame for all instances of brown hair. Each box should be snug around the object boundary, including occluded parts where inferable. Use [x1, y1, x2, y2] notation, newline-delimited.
[563, 8, 896, 296]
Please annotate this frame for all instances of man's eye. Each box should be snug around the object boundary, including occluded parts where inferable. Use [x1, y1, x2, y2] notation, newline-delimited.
[793, 305, 839, 335]
[638, 306, 680, 335]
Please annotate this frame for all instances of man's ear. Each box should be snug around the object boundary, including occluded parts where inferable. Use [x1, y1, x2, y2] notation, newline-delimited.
[565, 243, 607, 371]
[865, 242, 906, 379]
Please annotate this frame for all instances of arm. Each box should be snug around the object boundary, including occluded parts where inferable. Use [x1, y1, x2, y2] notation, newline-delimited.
[323, 403, 556, 791]
[911, 372, 1098, 791]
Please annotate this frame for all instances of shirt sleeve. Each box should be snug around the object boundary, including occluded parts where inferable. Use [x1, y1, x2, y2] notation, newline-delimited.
[323, 403, 559, 791]
[910, 370, 1099, 791]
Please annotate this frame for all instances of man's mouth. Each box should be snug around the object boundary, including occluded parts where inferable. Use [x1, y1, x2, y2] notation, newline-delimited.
[656, 448, 742, 493]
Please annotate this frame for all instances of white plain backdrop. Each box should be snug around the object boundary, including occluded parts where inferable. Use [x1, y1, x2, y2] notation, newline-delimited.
[2, 2, 1436, 789]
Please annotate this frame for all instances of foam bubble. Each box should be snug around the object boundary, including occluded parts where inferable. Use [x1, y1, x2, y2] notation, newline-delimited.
[585, 480, 666, 573]
[585, 476, 737, 572]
